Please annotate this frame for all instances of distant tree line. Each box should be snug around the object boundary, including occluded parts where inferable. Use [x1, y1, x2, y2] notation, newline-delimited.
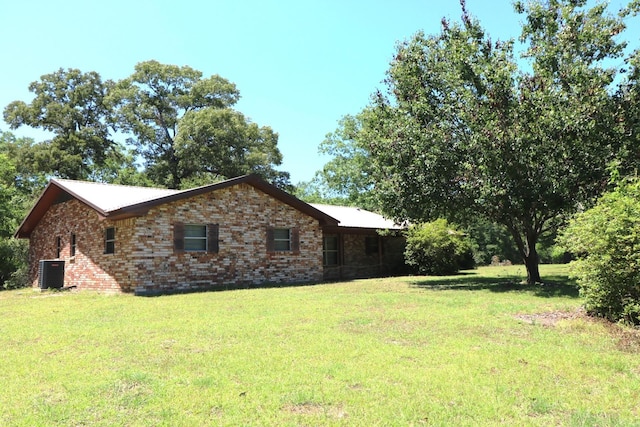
[3, 60, 290, 190]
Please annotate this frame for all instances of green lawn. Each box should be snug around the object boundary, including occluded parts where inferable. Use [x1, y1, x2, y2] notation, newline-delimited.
[1, 265, 639, 426]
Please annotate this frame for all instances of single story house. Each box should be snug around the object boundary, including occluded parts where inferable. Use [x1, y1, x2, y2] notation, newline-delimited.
[15, 174, 406, 294]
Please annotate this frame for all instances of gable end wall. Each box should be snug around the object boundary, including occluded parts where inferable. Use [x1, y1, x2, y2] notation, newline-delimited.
[28, 199, 136, 292]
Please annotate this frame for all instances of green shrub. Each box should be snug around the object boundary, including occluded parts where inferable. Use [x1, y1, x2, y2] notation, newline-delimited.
[559, 179, 640, 325]
[405, 219, 474, 275]
[0, 238, 29, 290]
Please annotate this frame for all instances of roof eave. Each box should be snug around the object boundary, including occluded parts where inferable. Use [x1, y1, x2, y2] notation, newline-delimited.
[322, 225, 405, 235]
[15, 174, 341, 238]
[14, 180, 110, 239]
[103, 174, 340, 226]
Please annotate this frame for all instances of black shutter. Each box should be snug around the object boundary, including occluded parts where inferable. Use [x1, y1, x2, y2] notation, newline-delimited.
[208, 224, 219, 253]
[174, 222, 184, 253]
[291, 227, 300, 253]
[266, 227, 275, 253]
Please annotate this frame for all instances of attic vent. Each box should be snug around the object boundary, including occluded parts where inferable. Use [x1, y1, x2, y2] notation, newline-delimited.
[38, 260, 65, 289]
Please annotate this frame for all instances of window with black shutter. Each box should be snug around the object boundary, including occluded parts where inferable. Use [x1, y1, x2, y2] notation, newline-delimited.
[267, 227, 300, 253]
[174, 222, 219, 253]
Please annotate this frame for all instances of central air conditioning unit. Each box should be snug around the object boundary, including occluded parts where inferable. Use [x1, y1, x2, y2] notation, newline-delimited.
[38, 260, 65, 289]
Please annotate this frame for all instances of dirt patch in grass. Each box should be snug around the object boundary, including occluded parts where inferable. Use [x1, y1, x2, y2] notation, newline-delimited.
[515, 308, 640, 353]
[282, 403, 347, 419]
[514, 308, 586, 326]
[599, 320, 640, 353]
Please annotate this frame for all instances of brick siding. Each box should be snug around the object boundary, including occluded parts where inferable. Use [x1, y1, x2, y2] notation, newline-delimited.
[29, 183, 323, 293]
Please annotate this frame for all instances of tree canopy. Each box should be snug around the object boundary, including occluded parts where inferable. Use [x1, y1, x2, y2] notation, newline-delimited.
[3, 68, 117, 180]
[107, 60, 289, 189]
[3, 60, 290, 190]
[321, 0, 638, 283]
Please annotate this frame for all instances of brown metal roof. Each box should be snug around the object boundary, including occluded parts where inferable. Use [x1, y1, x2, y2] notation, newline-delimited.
[14, 174, 339, 238]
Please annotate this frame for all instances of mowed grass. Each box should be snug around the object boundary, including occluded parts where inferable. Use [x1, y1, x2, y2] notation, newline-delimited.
[1, 265, 639, 426]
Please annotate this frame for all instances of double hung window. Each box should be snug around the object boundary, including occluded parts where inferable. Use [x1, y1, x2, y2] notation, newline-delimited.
[173, 223, 219, 254]
[266, 227, 300, 253]
[323, 235, 339, 266]
[184, 225, 207, 251]
[105, 227, 115, 254]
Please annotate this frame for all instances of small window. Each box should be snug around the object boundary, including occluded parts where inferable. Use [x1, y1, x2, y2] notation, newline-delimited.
[365, 236, 379, 256]
[273, 228, 291, 251]
[105, 227, 115, 254]
[184, 224, 207, 252]
[56, 236, 62, 258]
[70, 233, 76, 257]
[267, 227, 299, 253]
[323, 235, 339, 266]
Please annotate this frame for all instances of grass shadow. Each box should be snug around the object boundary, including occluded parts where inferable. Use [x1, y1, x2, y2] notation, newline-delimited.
[410, 272, 580, 298]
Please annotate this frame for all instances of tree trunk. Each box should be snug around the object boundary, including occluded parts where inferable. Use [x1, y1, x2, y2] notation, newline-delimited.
[523, 250, 541, 284]
[509, 226, 542, 285]
[523, 232, 541, 284]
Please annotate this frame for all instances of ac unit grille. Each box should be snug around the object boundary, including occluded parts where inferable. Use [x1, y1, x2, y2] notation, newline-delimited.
[38, 260, 65, 289]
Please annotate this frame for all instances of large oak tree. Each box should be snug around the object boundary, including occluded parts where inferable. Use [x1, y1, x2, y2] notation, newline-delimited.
[3, 68, 117, 180]
[108, 60, 289, 189]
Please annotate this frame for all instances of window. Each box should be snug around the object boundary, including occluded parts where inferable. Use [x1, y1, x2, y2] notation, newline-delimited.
[173, 223, 219, 253]
[365, 236, 379, 256]
[323, 235, 339, 266]
[56, 236, 62, 258]
[184, 224, 207, 251]
[267, 227, 299, 253]
[273, 228, 291, 251]
[105, 227, 115, 254]
[70, 233, 76, 257]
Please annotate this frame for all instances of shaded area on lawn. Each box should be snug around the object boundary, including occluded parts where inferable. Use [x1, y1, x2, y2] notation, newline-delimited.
[410, 270, 580, 298]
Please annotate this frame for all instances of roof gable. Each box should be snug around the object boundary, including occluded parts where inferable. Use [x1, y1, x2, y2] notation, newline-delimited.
[15, 175, 339, 238]
[51, 179, 181, 213]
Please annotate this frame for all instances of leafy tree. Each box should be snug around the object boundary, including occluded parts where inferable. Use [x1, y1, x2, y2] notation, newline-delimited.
[3, 68, 116, 180]
[405, 219, 474, 275]
[0, 132, 32, 289]
[354, 0, 630, 284]
[309, 114, 376, 210]
[89, 143, 156, 187]
[109, 60, 289, 189]
[292, 177, 350, 205]
[175, 108, 290, 190]
[559, 178, 640, 325]
[615, 36, 640, 177]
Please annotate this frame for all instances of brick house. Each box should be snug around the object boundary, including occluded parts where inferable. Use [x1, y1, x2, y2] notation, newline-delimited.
[15, 175, 406, 294]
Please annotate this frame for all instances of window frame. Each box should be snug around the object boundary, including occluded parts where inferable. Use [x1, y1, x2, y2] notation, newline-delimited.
[56, 236, 62, 259]
[70, 233, 76, 257]
[323, 235, 339, 266]
[273, 228, 291, 251]
[266, 227, 300, 254]
[173, 222, 219, 254]
[365, 235, 380, 256]
[104, 227, 115, 254]
[183, 224, 208, 252]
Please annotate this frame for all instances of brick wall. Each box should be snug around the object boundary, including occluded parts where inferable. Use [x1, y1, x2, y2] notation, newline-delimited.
[28, 199, 131, 292]
[29, 183, 324, 293]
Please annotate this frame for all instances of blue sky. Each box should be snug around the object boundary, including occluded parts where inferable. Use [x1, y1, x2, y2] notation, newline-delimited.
[0, 0, 636, 184]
